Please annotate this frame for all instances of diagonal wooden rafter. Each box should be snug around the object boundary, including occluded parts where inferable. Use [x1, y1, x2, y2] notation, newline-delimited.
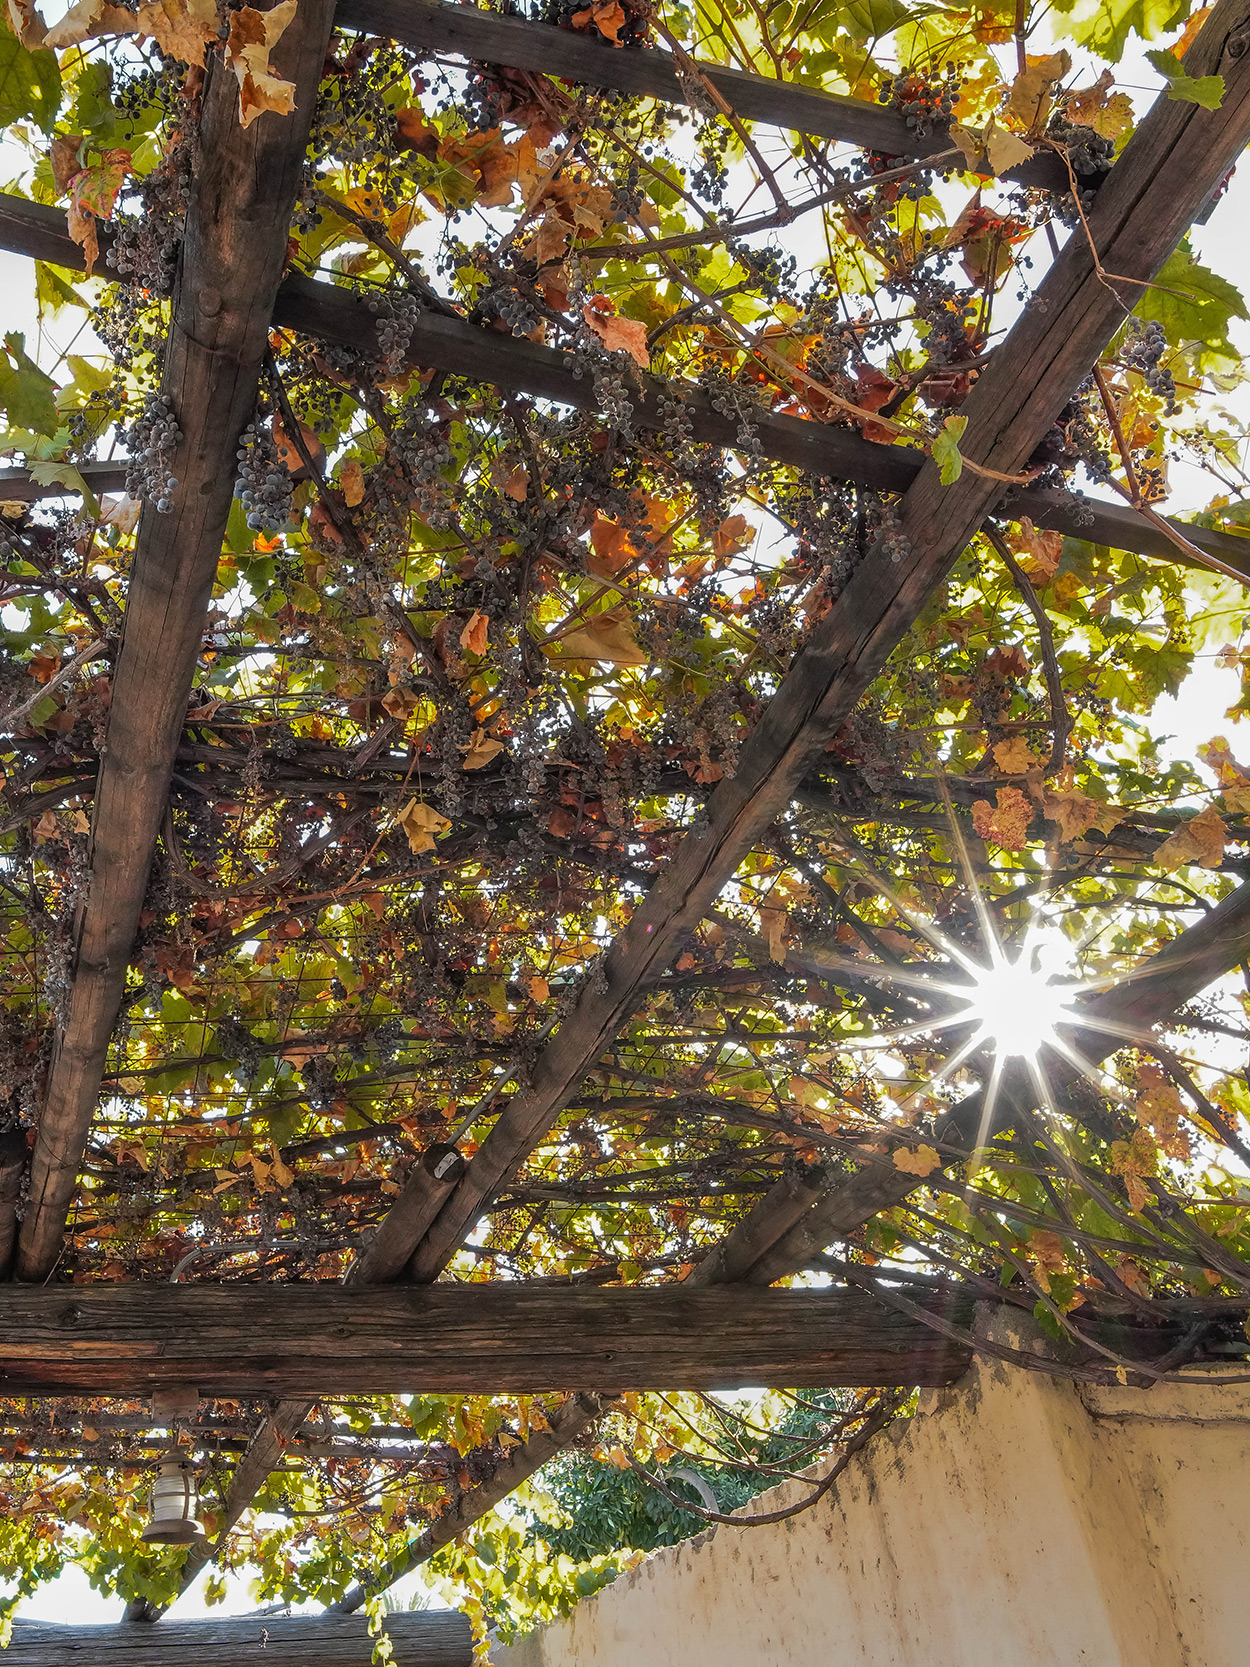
[7, 0, 341, 1284]
[2, 196, 1248, 579]
[347, 0, 1250, 1288]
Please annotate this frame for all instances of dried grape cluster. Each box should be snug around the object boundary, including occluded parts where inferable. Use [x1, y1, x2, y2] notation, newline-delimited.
[124, 391, 181, 512]
[234, 423, 294, 532]
[1123, 319, 1177, 414]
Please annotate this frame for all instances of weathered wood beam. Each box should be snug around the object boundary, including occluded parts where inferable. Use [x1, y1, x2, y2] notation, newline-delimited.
[336, 0, 1068, 190]
[0, 1131, 24, 1276]
[8, 1612, 472, 1666]
[0, 1284, 973, 1395]
[0, 194, 1246, 578]
[9, 0, 341, 1283]
[348, 0, 1250, 1287]
[700, 877, 1250, 1286]
[331, 1392, 609, 1616]
[0, 460, 128, 503]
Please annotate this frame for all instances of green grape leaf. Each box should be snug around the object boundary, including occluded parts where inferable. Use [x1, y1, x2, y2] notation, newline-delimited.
[1046, 0, 1191, 64]
[1145, 48, 1224, 107]
[0, 332, 58, 436]
[0, 33, 61, 131]
[932, 414, 967, 486]
[66, 58, 116, 136]
[1136, 246, 1248, 366]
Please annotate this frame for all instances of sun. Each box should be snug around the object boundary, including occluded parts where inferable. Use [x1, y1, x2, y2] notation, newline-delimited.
[960, 943, 1082, 1060]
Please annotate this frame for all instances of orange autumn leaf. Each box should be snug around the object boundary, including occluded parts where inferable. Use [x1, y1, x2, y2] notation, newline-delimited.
[460, 610, 489, 656]
[583, 298, 649, 369]
[971, 785, 1032, 850]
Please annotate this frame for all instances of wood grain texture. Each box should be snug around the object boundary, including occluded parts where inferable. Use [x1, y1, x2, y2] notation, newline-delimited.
[0, 195, 1245, 577]
[8, 1612, 472, 1666]
[354, 0, 1250, 1288]
[335, 0, 1068, 190]
[12, 0, 340, 1282]
[0, 1284, 973, 1395]
[737, 877, 1250, 1284]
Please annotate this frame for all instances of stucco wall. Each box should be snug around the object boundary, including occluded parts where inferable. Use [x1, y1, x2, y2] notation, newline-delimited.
[494, 1343, 1250, 1667]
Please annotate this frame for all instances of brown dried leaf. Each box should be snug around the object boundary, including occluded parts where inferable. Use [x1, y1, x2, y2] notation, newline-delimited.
[1013, 515, 1063, 576]
[547, 608, 647, 666]
[1155, 803, 1227, 872]
[1063, 69, 1133, 142]
[44, 0, 136, 47]
[1005, 50, 1071, 132]
[459, 610, 489, 657]
[1044, 787, 1110, 843]
[6, 0, 47, 46]
[460, 727, 505, 771]
[523, 209, 572, 268]
[225, 0, 298, 130]
[759, 902, 787, 964]
[992, 735, 1038, 774]
[133, 0, 218, 65]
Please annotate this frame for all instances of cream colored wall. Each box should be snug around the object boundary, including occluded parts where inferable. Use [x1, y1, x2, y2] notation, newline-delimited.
[494, 1347, 1250, 1667]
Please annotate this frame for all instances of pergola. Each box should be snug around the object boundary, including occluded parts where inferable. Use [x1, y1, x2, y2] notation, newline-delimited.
[2, 0, 1250, 1655]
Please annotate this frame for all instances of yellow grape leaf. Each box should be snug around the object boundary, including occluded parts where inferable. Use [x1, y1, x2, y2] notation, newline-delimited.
[759, 902, 788, 963]
[524, 973, 550, 1003]
[971, 785, 1032, 850]
[460, 727, 505, 770]
[340, 457, 365, 507]
[583, 298, 649, 369]
[396, 798, 451, 853]
[1005, 50, 1072, 131]
[225, 0, 298, 130]
[459, 610, 489, 656]
[269, 1143, 294, 1188]
[1155, 803, 1227, 872]
[548, 608, 647, 666]
[1044, 787, 1112, 843]
[893, 1144, 941, 1177]
[951, 117, 1034, 175]
[1064, 70, 1133, 142]
[1013, 515, 1063, 576]
[992, 735, 1038, 774]
[133, 0, 219, 65]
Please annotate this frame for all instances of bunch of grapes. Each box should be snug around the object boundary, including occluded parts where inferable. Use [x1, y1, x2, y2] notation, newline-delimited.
[234, 423, 293, 532]
[124, 391, 181, 512]
[1123, 320, 1177, 414]
[878, 68, 959, 138]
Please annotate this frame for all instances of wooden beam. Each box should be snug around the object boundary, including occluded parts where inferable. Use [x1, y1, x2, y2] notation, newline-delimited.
[349, 0, 1250, 1287]
[10, 0, 340, 1283]
[0, 195, 1246, 579]
[699, 877, 1250, 1287]
[0, 1131, 23, 1276]
[336, 0, 1068, 190]
[0, 1284, 973, 1396]
[332, 1392, 609, 1616]
[8, 1613, 472, 1666]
